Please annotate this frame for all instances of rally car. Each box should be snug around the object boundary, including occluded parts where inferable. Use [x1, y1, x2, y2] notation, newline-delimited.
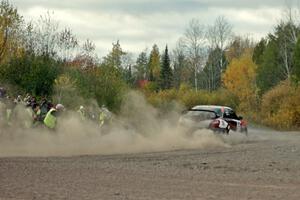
[179, 105, 248, 135]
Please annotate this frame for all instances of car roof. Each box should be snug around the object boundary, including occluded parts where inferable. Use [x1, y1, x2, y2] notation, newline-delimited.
[192, 105, 233, 111]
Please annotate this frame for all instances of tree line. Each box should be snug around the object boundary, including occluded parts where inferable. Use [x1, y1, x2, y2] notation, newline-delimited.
[0, 0, 299, 129]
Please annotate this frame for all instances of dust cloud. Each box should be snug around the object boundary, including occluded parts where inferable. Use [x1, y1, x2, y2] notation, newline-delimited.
[0, 91, 253, 157]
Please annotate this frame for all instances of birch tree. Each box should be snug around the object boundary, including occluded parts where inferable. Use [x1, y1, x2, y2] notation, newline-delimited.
[207, 16, 232, 70]
[173, 39, 190, 88]
[58, 28, 78, 61]
[182, 18, 206, 91]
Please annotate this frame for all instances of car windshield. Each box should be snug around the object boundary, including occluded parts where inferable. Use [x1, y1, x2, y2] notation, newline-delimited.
[184, 110, 217, 121]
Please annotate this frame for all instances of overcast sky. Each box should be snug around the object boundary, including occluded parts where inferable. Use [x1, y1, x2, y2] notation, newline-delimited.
[9, 0, 294, 57]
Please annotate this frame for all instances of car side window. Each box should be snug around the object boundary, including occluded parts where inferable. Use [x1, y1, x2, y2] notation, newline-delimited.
[223, 109, 239, 119]
[214, 108, 222, 117]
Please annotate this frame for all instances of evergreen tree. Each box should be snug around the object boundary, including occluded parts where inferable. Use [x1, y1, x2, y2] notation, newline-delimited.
[293, 36, 300, 83]
[256, 22, 300, 94]
[159, 45, 173, 89]
[253, 38, 266, 65]
[256, 37, 283, 94]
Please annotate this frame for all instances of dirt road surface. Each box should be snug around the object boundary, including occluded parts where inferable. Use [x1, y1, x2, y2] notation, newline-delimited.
[1, 128, 300, 200]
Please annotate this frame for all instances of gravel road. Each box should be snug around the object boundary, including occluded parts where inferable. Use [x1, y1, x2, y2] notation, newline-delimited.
[1, 128, 300, 200]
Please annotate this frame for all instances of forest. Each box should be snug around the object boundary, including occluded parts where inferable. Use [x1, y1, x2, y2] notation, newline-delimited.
[0, 0, 299, 129]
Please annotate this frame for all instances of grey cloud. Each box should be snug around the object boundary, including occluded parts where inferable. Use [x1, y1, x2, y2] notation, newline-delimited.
[11, 0, 286, 14]
[9, 0, 288, 56]
[195, 0, 285, 8]
[11, 0, 205, 15]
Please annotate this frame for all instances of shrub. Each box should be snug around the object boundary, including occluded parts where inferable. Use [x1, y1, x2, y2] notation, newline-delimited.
[0, 55, 61, 96]
[261, 80, 300, 129]
[143, 83, 239, 113]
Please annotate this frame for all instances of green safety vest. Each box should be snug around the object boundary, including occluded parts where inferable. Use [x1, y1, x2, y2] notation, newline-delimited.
[43, 108, 57, 129]
[99, 111, 106, 121]
[99, 110, 112, 127]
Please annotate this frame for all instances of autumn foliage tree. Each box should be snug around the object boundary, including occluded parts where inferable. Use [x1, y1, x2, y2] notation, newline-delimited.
[0, 0, 23, 63]
[222, 50, 258, 113]
[148, 44, 160, 82]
